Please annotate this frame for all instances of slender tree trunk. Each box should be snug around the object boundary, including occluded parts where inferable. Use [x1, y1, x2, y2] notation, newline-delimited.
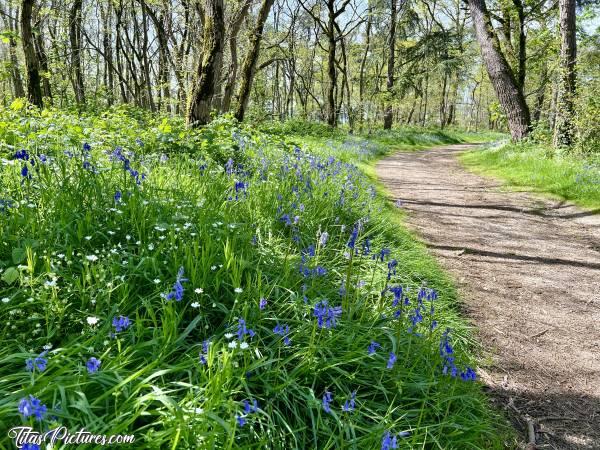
[359, 3, 372, 127]
[222, 0, 251, 112]
[553, 0, 577, 148]
[34, 21, 52, 101]
[8, 34, 25, 98]
[466, 0, 530, 140]
[325, 2, 337, 127]
[69, 0, 85, 104]
[21, 0, 43, 107]
[383, 0, 397, 130]
[187, 0, 225, 126]
[234, 0, 275, 122]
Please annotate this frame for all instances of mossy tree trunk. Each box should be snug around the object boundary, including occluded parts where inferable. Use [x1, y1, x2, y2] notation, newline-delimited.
[21, 0, 43, 107]
[187, 0, 225, 127]
[553, 0, 577, 148]
[234, 0, 275, 122]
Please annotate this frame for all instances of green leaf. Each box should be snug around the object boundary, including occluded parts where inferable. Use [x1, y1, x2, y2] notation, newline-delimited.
[11, 247, 26, 264]
[1, 267, 19, 284]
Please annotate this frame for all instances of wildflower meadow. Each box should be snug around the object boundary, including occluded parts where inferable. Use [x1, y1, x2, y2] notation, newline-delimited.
[0, 108, 507, 449]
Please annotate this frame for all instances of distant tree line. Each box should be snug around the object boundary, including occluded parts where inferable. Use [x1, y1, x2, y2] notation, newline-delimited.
[0, 0, 597, 147]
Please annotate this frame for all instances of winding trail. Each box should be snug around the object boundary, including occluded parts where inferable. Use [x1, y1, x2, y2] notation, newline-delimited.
[376, 144, 600, 449]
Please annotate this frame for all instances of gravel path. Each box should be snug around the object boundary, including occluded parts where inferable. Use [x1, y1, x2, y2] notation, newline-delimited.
[376, 144, 600, 449]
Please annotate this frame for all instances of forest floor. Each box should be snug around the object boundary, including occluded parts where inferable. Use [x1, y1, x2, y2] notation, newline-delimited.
[376, 144, 600, 450]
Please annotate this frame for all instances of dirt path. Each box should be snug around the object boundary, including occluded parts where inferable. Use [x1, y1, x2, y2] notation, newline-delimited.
[376, 144, 600, 450]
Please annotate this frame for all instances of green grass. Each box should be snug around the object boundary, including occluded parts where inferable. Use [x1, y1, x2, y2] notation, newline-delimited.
[461, 142, 600, 211]
[0, 107, 512, 449]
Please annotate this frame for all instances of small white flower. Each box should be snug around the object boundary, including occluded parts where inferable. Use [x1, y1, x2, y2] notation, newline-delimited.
[228, 341, 238, 349]
[126, 235, 131, 240]
[87, 316, 99, 326]
[191, 302, 200, 308]
[224, 333, 234, 339]
[211, 265, 217, 271]
[153, 279, 161, 284]
[234, 288, 243, 294]
[2, 297, 10, 303]
[148, 243, 155, 251]
[239, 342, 249, 350]
[85, 255, 98, 262]
[194, 407, 204, 414]
[85, 236, 92, 241]
[43, 343, 53, 350]
[195, 288, 203, 294]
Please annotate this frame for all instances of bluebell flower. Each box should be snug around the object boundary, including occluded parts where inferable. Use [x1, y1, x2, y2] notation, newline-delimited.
[313, 300, 342, 329]
[243, 399, 258, 414]
[236, 318, 255, 341]
[347, 225, 359, 250]
[86, 357, 101, 374]
[322, 391, 333, 414]
[273, 324, 291, 345]
[25, 353, 48, 372]
[319, 232, 329, 246]
[112, 315, 131, 332]
[367, 341, 381, 355]
[460, 367, 477, 381]
[259, 298, 267, 310]
[381, 431, 398, 450]
[83, 143, 91, 152]
[387, 259, 398, 281]
[21, 165, 30, 178]
[165, 267, 188, 301]
[15, 149, 30, 160]
[280, 214, 292, 226]
[342, 391, 356, 412]
[313, 266, 327, 276]
[199, 340, 210, 365]
[18, 395, 47, 421]
[387, 352, 397, 369]
[114, 191, 122, 203]
[225, 158, 234, 175]
[236, 415, 246, 427]
[22, 444, 40, 450]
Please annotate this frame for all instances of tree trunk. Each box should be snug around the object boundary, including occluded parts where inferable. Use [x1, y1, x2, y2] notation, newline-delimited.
[69, 0, 85, 104]
[187, 0, 225, 126]
[234, 0, 275, 122]
[553, 0, 577, 148]
[21, 0, 43, 107]
[222, 0, 251, 112]
[34, 21, 52, 101]
[467, 0, 530, 140]
[8, 33, 26, 98]
[324, 0, 337, 127]
[383, 0, 397, 130]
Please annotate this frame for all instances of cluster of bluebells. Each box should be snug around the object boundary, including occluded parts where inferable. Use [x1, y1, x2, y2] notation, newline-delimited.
[86, 357, 101, 374]
[199, 340, 210, 365]
[109, 146, 146, 185]
[236, 398, 259, 427]
[18, 395, 47, 421]
[273, 324, 291, 346]
[112, 315, 131, 333]
[25, 352, 48, 372]
[313, 300, 342, 329]
[439, 329, 476, 381]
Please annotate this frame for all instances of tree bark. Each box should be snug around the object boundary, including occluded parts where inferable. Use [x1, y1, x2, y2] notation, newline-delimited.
[69, 0, 85, 104]
[553, 0, 577, 148]
[187, 0, 225, 126]
[21, 0, 43, 107]
[383, 0, 398, 130]
[467, 0, 531, 140]
[234, 0, 275, 122]
[222, 0, 251, 112]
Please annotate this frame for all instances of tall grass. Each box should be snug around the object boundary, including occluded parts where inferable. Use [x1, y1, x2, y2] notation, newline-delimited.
[0, 108, 509, 449]
[461, 142, 600, 210]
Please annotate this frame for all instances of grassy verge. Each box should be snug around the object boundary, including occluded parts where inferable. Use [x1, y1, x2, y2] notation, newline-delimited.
[461, 142, 600, 211]
[0, 108, 511, 448]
